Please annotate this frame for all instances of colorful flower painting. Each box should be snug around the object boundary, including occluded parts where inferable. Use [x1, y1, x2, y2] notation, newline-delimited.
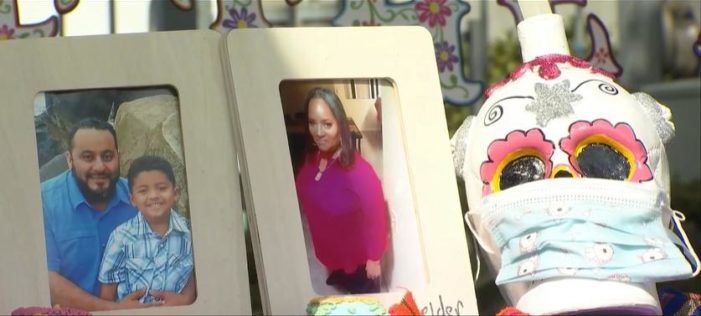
[334, 0, 483, 106]
[434, 40, 458, 72]
[415, 0, 451, 28]
[211, 0, 271, 32]
[223, 6, 258, 29]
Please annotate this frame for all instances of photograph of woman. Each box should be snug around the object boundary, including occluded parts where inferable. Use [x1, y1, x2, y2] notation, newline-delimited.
[294, 87, 389, 294]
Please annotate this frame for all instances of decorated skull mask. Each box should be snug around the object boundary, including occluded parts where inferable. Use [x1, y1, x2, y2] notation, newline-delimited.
[451, 13, 699, 315]
[457, 55, 674, 196]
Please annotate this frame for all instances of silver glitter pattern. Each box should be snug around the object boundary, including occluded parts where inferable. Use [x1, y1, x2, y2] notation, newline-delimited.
[450, 115, 474, 179]
[525, 80, 582, 127]
[633, 92, 675, 144]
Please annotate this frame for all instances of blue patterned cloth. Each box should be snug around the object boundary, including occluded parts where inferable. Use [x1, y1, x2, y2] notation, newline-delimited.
[98, 210, 193, 302]
[472, 179, 697, 285]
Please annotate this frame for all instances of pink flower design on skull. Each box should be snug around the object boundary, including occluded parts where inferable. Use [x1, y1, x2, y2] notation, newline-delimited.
[559, 119, 652, 182]
[480, 128, 555, 195]
[415, 0, 451, 28]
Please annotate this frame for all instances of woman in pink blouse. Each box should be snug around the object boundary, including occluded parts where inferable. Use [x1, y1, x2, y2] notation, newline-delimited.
[295, 87, 389, 294]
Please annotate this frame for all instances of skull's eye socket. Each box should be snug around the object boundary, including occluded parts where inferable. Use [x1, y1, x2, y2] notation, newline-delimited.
[499, 155, 546, 191]
[482, 129, 555, 195]
[576, 142, 631, 180]
[560, 120, 652, 183]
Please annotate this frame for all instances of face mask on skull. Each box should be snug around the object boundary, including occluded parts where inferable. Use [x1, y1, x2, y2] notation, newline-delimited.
[451, 12, 699, 316]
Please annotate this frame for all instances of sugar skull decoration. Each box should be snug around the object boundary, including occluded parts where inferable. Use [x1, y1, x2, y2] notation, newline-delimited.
[451, 3, 700, 315]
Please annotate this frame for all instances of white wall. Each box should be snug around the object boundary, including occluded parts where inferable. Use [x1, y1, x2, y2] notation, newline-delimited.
[339, 79, 426, 291]
[379, 81, 426, 291]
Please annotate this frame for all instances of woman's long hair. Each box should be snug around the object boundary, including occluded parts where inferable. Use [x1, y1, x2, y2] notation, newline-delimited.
[304, 87, 355, 167]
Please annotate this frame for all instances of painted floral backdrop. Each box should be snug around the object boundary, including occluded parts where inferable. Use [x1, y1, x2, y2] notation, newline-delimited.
[1, 0, 629, 107]
[210, 0, 270, 31]
[331, 0, 483, 106]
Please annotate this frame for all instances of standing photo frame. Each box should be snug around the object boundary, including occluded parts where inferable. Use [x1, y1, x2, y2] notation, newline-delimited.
[0, 30, 250, 315]
[223, 27, 478, 315]
[278, 78, 427, 298]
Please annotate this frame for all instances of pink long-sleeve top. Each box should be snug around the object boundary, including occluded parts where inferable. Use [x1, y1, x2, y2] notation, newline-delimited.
[295, 151, 388, 273]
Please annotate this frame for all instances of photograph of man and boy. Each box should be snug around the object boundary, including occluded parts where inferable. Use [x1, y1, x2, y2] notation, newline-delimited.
[34, 87, 196, 311]
[280, 79, 427, 295]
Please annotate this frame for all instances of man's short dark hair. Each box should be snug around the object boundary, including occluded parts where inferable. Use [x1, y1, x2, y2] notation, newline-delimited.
[127, 155, 176, 192]
[67, 118, 118, 151]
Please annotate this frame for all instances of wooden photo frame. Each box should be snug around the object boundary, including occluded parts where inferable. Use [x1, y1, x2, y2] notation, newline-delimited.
[224, 27, 478, 315]
[0, 30, 250, 315]
[278, 78, 427, 297]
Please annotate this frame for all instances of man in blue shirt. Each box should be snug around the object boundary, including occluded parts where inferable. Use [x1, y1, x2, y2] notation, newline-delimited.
[41, 118, 190, 311]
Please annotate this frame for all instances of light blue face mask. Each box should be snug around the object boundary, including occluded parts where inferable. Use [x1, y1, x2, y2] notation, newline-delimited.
[466, 178, 699, 286]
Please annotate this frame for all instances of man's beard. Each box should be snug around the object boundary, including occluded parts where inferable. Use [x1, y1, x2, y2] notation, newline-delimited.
[73, 169, 119, 206]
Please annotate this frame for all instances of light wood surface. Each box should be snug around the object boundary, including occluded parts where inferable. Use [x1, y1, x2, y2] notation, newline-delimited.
[0, 30, 250, 315]
[224, 26, 478, 315]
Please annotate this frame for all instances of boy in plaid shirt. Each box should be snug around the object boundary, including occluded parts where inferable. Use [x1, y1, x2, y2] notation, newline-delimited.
[98, 155, 195, 305]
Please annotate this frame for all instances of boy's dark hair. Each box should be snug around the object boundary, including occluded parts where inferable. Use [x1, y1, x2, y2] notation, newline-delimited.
[67, 118, 118, 151]
[127, 155, 176, 192]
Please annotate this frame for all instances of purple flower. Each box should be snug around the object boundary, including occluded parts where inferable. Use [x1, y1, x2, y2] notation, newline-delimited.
[223, 7, 257, 29]
[415, 0, 451, 28]
[0, 24, 16, 41]
[434, 41, 458, 72]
